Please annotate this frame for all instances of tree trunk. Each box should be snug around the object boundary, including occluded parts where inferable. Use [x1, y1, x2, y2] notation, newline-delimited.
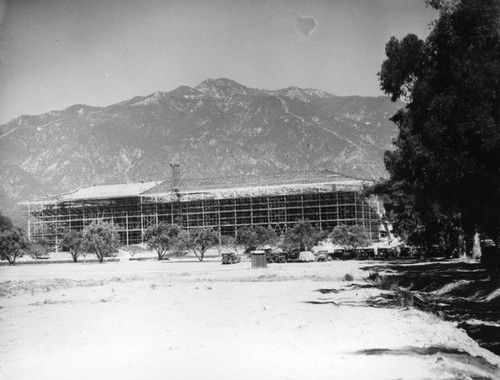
[193, 249, 203, 261]
[7, 254, 15, 265]
[472, 232, 481, 261]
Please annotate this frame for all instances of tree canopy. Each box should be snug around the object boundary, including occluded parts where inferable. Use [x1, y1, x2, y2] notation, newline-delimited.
[283, 220, 322, 251]
[330, 224, 369, 250]
[60, 230, 85, 262]
[0, 227, 28, 265]
[375, 0, 500, 251]
[236, 226, 278, 251]
[0, 210, 14, 232]
[0, 211, 29, 264]
[180, 228, 219, 262]
[81, 221, 121, 263]
[144, 223, 183, 260]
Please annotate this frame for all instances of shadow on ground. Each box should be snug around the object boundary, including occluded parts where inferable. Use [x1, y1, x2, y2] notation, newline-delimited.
[360, 260, 489, 293]
[306, 260, 500, 356]
[352, 345, 500, 379]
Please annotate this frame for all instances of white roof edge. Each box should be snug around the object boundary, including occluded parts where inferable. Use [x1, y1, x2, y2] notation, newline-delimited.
[19, 178, 373, 205]
[142, 180, 369, 198]
[58, 181, 162, 202]
[18, 199, 59, 206]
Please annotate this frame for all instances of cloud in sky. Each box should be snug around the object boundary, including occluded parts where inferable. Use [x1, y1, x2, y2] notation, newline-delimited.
[0, 0, 437, 124]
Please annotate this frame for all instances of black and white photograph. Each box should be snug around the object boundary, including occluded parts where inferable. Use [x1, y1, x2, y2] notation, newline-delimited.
[0, 0, 499, 379]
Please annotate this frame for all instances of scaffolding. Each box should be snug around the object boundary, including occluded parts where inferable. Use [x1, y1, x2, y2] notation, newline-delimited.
[22, 172, 382, 249]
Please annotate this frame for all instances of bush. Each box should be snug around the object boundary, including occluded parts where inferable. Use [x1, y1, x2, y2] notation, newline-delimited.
[343, 273, 354, 281]
[367, 272, 400, 290]
[28, 242, 49, 259]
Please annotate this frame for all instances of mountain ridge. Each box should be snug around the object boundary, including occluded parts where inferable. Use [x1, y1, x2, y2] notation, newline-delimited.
[0, 78, 402, 224]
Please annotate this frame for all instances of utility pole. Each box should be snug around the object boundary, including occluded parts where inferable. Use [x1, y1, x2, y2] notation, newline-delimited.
[170, 163, 182, 225]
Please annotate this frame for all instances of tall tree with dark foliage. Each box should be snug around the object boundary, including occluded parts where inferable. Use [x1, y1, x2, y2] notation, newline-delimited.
[375, 0, 500, 254]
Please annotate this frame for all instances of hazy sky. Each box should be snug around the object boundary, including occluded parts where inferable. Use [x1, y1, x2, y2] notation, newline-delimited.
[0, 0, 437, 124]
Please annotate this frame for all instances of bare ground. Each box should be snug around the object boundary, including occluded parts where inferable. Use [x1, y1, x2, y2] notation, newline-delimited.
[1, 259, 499, 380]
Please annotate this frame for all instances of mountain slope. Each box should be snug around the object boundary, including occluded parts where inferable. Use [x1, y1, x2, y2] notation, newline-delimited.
[0, 78, 402, 222]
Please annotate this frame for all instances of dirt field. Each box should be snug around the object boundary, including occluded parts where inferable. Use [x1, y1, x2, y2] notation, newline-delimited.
[1, 258, 499, 380]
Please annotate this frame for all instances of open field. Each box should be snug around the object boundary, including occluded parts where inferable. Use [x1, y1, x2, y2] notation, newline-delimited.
[1, 259, 499, 380]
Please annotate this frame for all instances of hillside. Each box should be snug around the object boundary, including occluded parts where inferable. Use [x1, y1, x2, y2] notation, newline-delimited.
[0, 78, 402, 223]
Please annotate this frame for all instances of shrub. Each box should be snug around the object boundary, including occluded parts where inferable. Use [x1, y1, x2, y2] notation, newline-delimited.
[367, 272, 400, 290]
[343, 273, 354, 281]
[28, 242, 49, 259]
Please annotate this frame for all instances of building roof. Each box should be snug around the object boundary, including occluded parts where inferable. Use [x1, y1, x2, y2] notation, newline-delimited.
[21, 171, 372, 205]
[143, 170, 371, 202]
[144, 170, 366, 195]
[59, 181, 161, 202]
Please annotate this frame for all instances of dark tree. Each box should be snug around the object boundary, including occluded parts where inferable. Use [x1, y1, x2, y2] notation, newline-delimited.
[283, 220, 322, 251]
[180, 228, 219, 262]
[236, 226, 278, 251]
[81, 221, 121, 263]
[145, 223, 183, 260]
[330, 224, 370, 250]
[0, 210, 14, 232]
[235, 227, 259, 251]
[375, 0, 500, 253]
[60, 230, 85, 262]
[0, 228, 29, 265]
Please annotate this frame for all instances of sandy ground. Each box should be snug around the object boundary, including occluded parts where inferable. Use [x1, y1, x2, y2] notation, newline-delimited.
[1, 259, 499, 380]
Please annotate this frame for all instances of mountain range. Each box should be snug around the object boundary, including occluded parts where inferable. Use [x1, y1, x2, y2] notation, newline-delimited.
[0, 78, 402, 224]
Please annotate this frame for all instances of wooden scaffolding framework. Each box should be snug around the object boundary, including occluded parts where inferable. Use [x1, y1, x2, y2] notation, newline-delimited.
[23, 180, 381, 249]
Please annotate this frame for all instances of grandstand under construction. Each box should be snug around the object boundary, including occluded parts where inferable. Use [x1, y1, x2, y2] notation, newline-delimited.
[22, 170, 382, 249]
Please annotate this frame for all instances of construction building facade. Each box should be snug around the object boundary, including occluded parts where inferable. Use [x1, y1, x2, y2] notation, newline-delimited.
[22, 171, 382, 249]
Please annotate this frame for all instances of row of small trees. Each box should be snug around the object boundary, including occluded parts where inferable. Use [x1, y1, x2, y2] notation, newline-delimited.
[143, 220, 370, 262]
[59, 222, 121, 263]
[1, 210, 369, 264]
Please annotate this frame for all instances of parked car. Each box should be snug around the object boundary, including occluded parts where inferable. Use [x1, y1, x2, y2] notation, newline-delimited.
[416, 245, 445, 261]
[375, 247, 397, 260]
[355, 248, 375, 260]
[328, 249, 345, 260]
[315, 250, 329, 262]
[342, 249, 356, 260]
[398, 246, 412, 259]
[221, 252, 241, 264]
[266, 251, 287, 263]
[285, 248, 301, 262]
